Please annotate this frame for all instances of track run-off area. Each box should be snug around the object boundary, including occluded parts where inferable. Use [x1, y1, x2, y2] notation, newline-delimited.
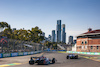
[0, 51, 100, 67]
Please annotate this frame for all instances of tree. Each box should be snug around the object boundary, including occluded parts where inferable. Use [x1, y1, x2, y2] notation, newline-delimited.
[0, 22, 8, 28]
[2, 22, 44, 43]
[52, 43, 57, 49]
[29, 26, 43, 43]
[44, 41, 52, 48]
[3, 28, 12, 38]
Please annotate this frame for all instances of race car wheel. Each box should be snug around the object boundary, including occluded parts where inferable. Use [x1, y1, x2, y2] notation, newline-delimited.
[29, 60, 34, 65]
[52, 58, 55, 64]
[75, 55, 78, 59]
[67, 56, 69, 59]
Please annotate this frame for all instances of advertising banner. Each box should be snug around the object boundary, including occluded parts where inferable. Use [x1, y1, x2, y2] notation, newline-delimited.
[84, 52, 87, 54]
[3, 53, 11, 57]
[38, 51, 42, 53]
[0, 53, 2, 58]
[67, 51, 100, 55]
[37, 51, 40, 53]
[87, 52, 90, 54]
[95, 52, 99, 55]
[23, 52, 28, 55]
[31, 52, 34, 54]
[18, 52, 23, 56]
[73, 51, 75, 53]
[47, 48, 50, 51]
[28, 52, 31, 55]
[59, 50, 66, 51]
[77, 52, 80, 54]
[0, 51, 42, 58]
[90, 52, 95, 55]
[34, 51, 37, 54]
[52, 50, 57, 51]
[11, 53, 18, 57]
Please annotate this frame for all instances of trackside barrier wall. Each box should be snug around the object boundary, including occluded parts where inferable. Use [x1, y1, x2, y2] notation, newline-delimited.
[0, 51, 42, 58]
[67, 51, 100, 55]
[59, 50, 66, 51]
[0, 54, 2, 58]
[3, 53, 11, 57]
[11, 53, 18, 57]
[44, 50, 66, 51]
[18, 52, 23, 56]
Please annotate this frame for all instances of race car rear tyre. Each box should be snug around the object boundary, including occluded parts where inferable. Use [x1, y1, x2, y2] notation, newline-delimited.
[29, 60, 34, 65]
[67, 56, 69, 59]
[52, 58, 55, 64]
[75, 55, 78, 59]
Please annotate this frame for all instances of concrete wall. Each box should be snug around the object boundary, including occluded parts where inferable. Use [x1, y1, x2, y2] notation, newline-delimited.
[72, 44, 76, 51]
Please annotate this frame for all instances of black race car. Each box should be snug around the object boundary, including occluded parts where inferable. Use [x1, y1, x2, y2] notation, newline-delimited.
[66, 54, 78, 59]
[29, 56, 56, 65]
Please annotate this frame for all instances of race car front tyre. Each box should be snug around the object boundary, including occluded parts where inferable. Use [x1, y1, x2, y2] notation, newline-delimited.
[52, 58, 55, 64]
[29, 60, 34, 65]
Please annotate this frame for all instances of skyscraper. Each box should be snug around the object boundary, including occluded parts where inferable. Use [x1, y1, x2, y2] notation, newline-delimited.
[69, 36, 73, 44]
[56, 20, 61, 43]
[65, 32, 66, 43]
[48, 35, 52, 42]
[55, 34, 57, 42]
[52, 30, 55, 42]
[62, 24, 66, 43]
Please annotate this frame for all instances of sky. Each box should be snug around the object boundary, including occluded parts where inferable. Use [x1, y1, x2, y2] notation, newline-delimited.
[0, 0, 100, 43]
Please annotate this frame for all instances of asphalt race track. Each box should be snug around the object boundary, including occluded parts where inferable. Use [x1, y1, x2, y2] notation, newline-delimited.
[0, 52, 100, 67]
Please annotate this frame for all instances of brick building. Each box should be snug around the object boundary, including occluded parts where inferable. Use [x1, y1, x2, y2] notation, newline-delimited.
[77, 28, 100, 52]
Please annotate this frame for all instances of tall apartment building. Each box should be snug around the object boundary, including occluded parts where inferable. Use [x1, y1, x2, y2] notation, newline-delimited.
[56, 20, 61, 43]
[62, 24, 66, 43]
[52, 30, 55, 42]
[69, 36, 73, 44]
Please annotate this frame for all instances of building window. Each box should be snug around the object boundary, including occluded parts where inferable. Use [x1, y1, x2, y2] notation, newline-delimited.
[77, 47, 78, 49]
[85, 41, 87, 44]
[81, 41, 84, 45]
[91, 46, 93, 49]
[77, 47, 79, 49]
[78, 46, 81, 49]
[82, 46, 84, 49]
[85, 46, 87, 49]
[97, 46, 99, 50]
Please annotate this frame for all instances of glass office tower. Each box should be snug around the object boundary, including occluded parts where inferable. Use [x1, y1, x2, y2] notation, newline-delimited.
[62, 24, 66, 43]
[56, 20, 61, 43]
[52, 30, 55, 42]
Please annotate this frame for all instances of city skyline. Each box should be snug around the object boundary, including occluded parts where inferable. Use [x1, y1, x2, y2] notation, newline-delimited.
[0, 0, 100, 43]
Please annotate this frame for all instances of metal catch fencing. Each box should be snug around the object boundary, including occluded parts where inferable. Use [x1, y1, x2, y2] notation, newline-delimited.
[0, 39, 45, 53]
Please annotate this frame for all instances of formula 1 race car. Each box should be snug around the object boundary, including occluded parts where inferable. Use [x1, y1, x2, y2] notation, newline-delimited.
[29, 56, 56, 65]
[66, 54, 78, 59]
